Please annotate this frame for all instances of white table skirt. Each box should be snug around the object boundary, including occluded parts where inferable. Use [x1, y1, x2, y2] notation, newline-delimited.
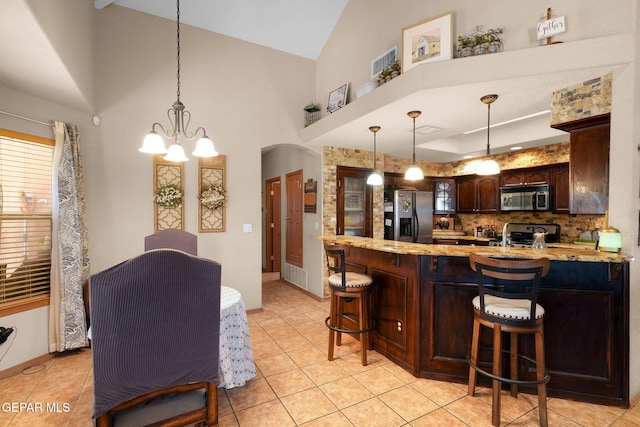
[218, 286, 256, 388]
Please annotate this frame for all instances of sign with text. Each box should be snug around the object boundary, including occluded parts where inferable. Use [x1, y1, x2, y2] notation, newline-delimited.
[537, 16, 566, 40]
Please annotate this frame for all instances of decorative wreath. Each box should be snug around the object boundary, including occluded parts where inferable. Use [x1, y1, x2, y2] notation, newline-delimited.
[153, 184, 183, 208]
[200, 184, 226, 210]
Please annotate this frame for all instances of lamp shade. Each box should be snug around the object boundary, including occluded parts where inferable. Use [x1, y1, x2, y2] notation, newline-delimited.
[367, 172, 383, 186]
[139, 131, 168, 154]
[476, 158, 501, 176]
[404, 165, 424, 181]
[164, 143, 189, 162]
[192, 136, 219, 157]
[598, 227, 622, 253]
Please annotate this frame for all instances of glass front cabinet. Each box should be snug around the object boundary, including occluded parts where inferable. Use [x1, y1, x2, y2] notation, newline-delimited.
[336, 166, 372, 237]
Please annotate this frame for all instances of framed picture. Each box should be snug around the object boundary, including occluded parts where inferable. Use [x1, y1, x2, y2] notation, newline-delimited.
[327, 83, 349, 113]
[401, 12, 453, 73]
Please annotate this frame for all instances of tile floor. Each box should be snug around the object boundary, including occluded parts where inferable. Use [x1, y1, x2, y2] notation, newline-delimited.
[0, 273, 639, 426]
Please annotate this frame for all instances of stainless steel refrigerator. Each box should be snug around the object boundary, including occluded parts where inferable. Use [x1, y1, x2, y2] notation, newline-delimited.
[384, 189, 433, 244]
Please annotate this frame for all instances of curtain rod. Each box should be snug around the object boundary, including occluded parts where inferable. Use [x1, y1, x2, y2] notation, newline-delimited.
[0, 110, 53, 128]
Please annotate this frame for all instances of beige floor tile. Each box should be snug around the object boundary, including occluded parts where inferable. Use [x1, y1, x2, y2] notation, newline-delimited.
[251, 337, 284, 359]
[266, 324, 301, 340]
[259, 317, 289, 331]
[547, 397, 623, 426]
[445, 395, 513, 427]
[265, 368, 315, 397]
[353, 365, 405, 395]
[319, 376, 373, 409]
[410, 378, 467, 406]
[254, 353, 297, 377]
[235, 399, 295, 427]
[410, 408, 469, 427]
[217, 413, 240, 427]
[299, 411, 352, 426]
[341, 397, 406, 427]
[287, 346, 328, 367]
[620, 401, 640, 424]
[280, 388, 338, 425]
[301, 360, 350, 386]
[379, 385, 439, 422]
[273, 334, 314, 353]
[226, 378, 278, 412]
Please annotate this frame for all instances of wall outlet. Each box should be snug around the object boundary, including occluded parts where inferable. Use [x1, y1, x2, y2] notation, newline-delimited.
[243, 224, 252, 233]
[0, 327, 14, 344]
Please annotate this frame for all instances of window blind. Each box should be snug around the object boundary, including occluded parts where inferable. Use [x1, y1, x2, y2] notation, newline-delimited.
[0, 129, 54, 314]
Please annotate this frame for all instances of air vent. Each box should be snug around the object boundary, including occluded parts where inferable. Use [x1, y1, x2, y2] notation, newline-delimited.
[371, 46, 398, 78]
[414, 125, 442, 135]
[283, 263, 308, 290]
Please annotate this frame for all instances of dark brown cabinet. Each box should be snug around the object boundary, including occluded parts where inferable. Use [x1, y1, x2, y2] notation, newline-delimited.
[336, 166, 372, 237]
[384, 172, 433, 192]
[434, 178, 456, 214]
[550, 163, 570, 213]
[500, 167, 550, 187]
[552, 114, 610, 214]
[456, 175, 499, 213]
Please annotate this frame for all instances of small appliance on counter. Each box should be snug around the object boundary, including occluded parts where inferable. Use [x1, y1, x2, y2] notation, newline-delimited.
[384, 189, 433, 244]
[489, 223, 560, 247]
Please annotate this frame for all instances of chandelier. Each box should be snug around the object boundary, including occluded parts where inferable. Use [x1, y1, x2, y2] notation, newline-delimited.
[366, 126, 383, 186]
[404, 110, 424, 180]
[139, 0, 218, 162]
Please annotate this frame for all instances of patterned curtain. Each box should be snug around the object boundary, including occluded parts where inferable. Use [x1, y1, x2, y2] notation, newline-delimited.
[48, 121, 90, 352]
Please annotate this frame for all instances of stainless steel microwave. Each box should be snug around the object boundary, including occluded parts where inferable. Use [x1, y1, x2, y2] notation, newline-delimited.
[500, 184, 550, 211]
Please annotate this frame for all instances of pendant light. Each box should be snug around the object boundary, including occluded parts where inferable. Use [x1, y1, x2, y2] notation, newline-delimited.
[139, 0, 219, 162]
[404, 110, 424, 180]
[367, 126, 383, 186]
[476, 94, 500, 175]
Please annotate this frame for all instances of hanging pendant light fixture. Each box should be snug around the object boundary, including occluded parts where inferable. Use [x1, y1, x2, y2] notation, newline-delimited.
[139, 0, 219, 162]
[404, 110, 424, 180]
[476, 94, 500, 175]
[367, 126, 383, 186]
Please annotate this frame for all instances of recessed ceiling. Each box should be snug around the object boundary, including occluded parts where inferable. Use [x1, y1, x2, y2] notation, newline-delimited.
[95, 0, 349, 60]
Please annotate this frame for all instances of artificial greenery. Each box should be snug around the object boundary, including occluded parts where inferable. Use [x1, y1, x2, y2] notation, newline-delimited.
[154, 184, 183, 208]
[200, 184, 226, 210]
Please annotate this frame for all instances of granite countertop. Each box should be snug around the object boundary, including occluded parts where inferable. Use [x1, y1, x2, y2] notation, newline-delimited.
[319, 236, 633, 263]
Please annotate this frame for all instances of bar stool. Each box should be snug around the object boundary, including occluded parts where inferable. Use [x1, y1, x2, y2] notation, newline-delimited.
[324, 242, 375, 366]
[467, 253, 551, 427]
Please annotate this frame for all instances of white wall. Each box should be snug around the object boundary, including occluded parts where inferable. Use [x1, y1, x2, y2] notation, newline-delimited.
[91, 6, 316, 311]
[315, 0, 640, 400]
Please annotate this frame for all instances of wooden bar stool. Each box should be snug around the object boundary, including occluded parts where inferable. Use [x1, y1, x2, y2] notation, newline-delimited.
[467, 253, 551, 427]
[324, 242, 374, 366]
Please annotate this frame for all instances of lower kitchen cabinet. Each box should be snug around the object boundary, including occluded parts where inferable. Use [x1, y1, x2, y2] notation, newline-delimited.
[339, 247, 630, 408]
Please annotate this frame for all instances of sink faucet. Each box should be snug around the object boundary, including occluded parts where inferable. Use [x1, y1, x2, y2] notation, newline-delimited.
[502, 223, 510, 247]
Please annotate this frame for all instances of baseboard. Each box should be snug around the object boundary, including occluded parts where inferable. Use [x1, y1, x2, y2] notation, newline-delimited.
[630, 392, 640, 407]
[0, 353, 54, 380]
[278, 278, 327, 302]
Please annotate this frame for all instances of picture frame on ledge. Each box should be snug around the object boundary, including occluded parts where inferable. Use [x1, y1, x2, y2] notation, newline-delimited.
[327, 83, 349, 113]
[401, 12, 453, 73]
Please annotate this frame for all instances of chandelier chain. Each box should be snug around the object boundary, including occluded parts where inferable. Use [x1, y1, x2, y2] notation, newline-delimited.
[175, 0, 181, 102]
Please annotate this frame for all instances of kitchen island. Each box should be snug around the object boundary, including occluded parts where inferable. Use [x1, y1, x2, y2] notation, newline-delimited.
[319, 235, 632, 407]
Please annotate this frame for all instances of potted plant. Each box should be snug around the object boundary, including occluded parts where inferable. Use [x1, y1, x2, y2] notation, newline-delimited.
[457, 34, 474, 57]
[473, 32, 488, 55]
[485, 27, 504, 53]
[389, 61, 401, 78]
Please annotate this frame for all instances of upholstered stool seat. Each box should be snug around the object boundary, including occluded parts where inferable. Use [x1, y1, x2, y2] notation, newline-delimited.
[324, 242, 375, 366]
[467, 253, 551, 427]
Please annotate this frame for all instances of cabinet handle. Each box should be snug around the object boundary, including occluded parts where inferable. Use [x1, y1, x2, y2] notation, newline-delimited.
[397, 320, 402, 332]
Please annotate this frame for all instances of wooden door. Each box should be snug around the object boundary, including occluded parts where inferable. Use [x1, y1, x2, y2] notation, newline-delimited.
[265, 178, 281, 272]
[285, 170, 303, 268]
[550, 163, 570, 213]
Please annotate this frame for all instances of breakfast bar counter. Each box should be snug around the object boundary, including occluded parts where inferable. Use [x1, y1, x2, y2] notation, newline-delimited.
[319, 236, 631, 408]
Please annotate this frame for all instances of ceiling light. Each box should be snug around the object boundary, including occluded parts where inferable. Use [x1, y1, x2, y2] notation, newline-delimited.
[510, 146, 523, 151]
[139, 0, 219, 162]
[367, 126, 383, 186]
[404, 111, 424, 181]
[476, 94, 501, 176]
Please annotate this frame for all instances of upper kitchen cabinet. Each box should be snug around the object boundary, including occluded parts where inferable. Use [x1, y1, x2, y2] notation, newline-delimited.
[336, 166, 372, 237]
[456, 175, 499, 213]
[500, 167, 550, 187]
[552, 114, 610, 215]
[384, 173, 433, 192]
[550, 163, 570, 213]
[434, 178, 456, 214]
